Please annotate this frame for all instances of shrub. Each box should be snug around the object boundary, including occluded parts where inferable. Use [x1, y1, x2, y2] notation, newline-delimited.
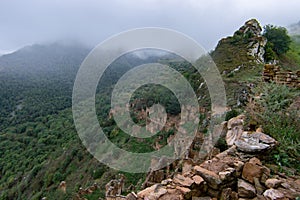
[225, 109, 239, 121]
[247, 82, 300, 172]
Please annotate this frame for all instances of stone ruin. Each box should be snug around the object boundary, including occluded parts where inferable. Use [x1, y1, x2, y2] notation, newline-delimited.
[104, 114, 300, 200]
[263, 64, 300, 88]
[123, 144, 300, 200]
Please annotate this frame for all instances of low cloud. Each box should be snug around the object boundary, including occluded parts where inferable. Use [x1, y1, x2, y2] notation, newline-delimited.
[0, 0, 299, 52]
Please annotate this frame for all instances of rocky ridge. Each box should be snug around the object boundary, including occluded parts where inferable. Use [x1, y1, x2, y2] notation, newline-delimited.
[211, 19, 267, 73]
[105, 146, 300, 200]
[99, 115, 299, 200]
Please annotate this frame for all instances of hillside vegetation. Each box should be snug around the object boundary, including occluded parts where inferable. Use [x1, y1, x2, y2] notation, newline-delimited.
[0, 19, 299, 199]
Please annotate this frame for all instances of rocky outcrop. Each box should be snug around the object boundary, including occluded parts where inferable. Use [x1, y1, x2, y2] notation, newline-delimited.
[212, 19, 267, 73]
[234, 131, 277, 153]
[235, 19, 267, 63]
[74, 183, 101, 200]
[105, 174, 125, 198]
[225, 114, 277, 153]
[225, 115, 245, 146]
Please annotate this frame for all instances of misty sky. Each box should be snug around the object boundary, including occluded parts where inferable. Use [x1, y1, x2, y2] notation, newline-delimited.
[0, 0, 299, 54]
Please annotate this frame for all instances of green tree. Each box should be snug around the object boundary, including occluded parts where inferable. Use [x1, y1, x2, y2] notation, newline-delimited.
[263, 25, 291, 57]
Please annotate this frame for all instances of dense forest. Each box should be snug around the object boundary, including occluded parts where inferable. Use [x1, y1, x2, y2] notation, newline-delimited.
[0, 22, 299, 199]
[0, 44, 210, 199]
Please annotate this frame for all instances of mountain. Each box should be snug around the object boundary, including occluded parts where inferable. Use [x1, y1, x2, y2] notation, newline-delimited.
[0, 43, 91, 130]
[0, 43, 189, 199]
[0, 43, 177, 130]
[0, 19, 299, 200]
[289, 20, 300, 35]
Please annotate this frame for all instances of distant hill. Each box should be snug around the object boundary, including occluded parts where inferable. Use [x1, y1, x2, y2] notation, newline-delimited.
[0, 43, 91, 129]
[288, 20, 300, 35]
[0, 20, 299, 200]
[0, 43, 196, 199]
[0, 43, 177, 130]
[0, 43, 90, 75]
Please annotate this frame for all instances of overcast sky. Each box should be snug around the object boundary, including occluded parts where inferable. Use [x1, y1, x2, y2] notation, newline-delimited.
[0, 0, 299, 54]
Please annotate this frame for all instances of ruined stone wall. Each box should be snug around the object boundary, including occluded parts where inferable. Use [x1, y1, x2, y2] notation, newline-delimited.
[263, 64, 300, 88]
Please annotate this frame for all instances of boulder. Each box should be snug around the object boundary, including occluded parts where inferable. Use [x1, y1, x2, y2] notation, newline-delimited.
[218, 167, 236, 182]
[173, 174, 194, 187]
[159, 189, 183, 200]
[192, 175, 204, 185]
[161, 178, 172, 186]
[265, 179, 282, 189]
[238, 179, 256, 198]
[263, 188, 285, 200]
[137, 184, 167, 199]
[226, 115, 245, 146]
[194, 166, 222, 190]
[235, 132, 277, 153]
[254, 177, 265, 195]
[242, 162, 263, 184]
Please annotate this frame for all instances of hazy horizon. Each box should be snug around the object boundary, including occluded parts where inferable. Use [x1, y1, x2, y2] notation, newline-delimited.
[1, 0, 299, 54]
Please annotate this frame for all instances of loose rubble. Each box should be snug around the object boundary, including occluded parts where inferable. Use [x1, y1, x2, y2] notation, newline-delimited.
[100, 114, 299, 200]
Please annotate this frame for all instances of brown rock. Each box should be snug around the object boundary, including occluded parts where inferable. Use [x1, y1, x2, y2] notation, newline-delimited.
[226, 128, 244, 146]
[159, 190, 183, 200]
[194, 166, 222, 189]
[263, 188, 285, 200]
[294, 179, 300, 190]
[256, 127, 263, 133]
[231, 191, 239, 200]
[175, 186, 192, 199]
[126, 192, 137, 200]
[254, 177, 265, 195]
[182, 159, 194, 174]
[238, 179, 256, 198]
[260, 166, 271, 184]
[265, 179, 282, 189]
[175, 186, 191, 194]
[277, 187, 300, 199]
[227, 115, 246, 129]
[137, 184, 167, 199]
[233, 161, 245, 176]
[249, 157, 262, 165]
[148, 188, 167, 200]
[280, 182, 290, 190]
[173, 174, 194, 187]
[161, 178, 173, 186]
[192, 175, 204, 185]
[242, 162, 263, 183]
[226, 115, 245, 146]
[219, 167, 236, 182]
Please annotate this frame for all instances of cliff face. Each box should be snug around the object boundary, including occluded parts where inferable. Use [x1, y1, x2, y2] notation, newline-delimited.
[212, 19, 267, 73]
